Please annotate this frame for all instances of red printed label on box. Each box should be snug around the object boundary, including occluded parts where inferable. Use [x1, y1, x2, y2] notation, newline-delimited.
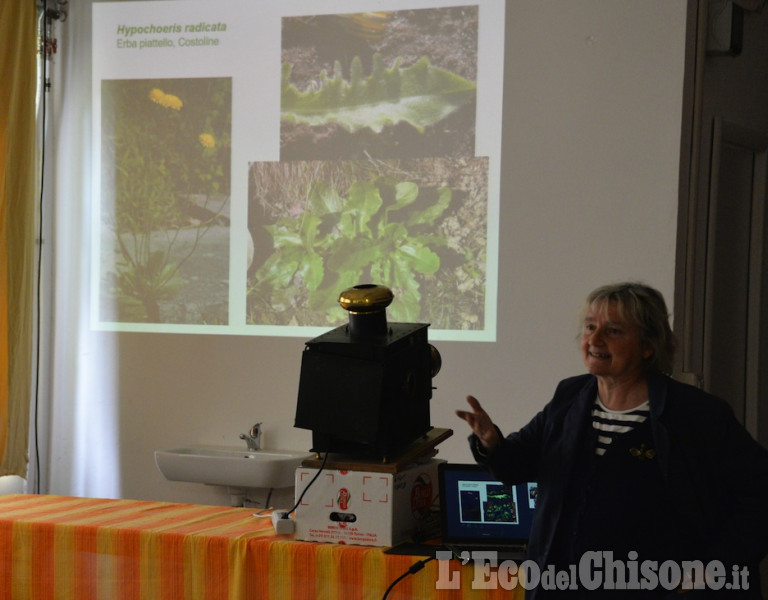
[338, 488, 350, 510]
[411, 473, 433, 515]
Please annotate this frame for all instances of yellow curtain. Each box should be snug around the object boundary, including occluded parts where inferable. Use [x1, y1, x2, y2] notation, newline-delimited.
[0, 0, 36, 476]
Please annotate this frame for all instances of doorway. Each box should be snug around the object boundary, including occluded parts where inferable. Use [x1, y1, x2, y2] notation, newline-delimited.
[675, 3, 768, 591]
[703, 118, 768, 443]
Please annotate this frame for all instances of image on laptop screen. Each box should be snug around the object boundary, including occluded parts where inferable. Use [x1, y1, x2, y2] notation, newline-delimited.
[439, 463, 536, 547]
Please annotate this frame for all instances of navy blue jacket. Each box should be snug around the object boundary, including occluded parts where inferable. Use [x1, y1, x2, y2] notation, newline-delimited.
[471, 373, 768, 597]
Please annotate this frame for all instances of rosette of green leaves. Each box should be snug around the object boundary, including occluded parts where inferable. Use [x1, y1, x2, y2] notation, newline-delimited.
[251, 176, 452, 323]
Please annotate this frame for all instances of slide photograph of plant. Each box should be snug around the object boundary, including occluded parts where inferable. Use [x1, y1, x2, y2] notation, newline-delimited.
[483, 484, 518, 523]
[246, 157, 488, 330]
[99, 77, 232, 324]
[281, 6, 478, 161]
[459, 489, 482, 522]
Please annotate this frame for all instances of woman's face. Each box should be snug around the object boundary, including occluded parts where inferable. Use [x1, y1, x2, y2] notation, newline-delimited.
[581, 301, 650, 382]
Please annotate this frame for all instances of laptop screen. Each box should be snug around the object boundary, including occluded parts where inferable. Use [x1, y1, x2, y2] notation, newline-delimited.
[439, 462, 537, 546]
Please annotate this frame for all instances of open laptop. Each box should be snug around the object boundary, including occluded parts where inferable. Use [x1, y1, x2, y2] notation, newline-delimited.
[438, 462, 536, 561]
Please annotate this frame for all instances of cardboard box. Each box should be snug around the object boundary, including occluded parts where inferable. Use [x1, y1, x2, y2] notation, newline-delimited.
[294, 459, 442, 546]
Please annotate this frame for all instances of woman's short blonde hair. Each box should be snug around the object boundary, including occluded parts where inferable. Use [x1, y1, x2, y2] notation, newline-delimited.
[581, 282, 678, 375]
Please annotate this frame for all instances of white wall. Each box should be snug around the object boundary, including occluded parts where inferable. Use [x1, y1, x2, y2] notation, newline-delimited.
[43, 0, 687, 505]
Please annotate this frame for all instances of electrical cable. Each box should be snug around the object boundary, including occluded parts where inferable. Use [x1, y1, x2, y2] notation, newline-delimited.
[33, 0, 67, 496]
[32, 0, 50, 496]
[282, 450, 329, 518]
[381, 556, 436, 600]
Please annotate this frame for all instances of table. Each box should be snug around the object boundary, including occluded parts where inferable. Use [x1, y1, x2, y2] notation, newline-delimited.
[0, 494, 524, 599]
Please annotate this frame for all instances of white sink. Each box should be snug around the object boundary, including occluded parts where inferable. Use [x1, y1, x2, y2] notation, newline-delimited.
[154, 445, 313, 489]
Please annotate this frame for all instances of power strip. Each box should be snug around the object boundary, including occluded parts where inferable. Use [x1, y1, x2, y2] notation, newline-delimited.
[271, 510, 295, 535]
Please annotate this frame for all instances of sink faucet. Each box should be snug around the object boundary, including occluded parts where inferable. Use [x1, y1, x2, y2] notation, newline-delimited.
[240, 423, 262, 451]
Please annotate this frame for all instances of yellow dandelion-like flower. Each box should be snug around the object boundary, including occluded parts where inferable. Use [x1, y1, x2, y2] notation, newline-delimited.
[161, 94, 183, 110]
[149, 88, 166, 104]
[199, 133, 216, 149]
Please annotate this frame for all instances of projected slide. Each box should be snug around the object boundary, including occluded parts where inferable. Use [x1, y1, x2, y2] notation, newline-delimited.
[92, 0, 505, 340]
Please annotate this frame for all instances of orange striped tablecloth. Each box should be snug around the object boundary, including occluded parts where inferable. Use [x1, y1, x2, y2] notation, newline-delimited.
[0, 494, 524, 600]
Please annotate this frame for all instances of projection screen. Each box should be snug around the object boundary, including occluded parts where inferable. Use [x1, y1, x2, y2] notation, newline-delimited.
[92, 0, 505, 341]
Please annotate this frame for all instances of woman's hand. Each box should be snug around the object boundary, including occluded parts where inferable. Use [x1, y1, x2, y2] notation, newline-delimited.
[456, 395, 501, 452]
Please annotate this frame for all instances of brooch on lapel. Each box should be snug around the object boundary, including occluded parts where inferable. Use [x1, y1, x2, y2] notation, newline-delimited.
[629, 443, 656, 460]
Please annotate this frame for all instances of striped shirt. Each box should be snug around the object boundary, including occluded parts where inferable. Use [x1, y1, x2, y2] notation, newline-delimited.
[591, 397, 650, 456]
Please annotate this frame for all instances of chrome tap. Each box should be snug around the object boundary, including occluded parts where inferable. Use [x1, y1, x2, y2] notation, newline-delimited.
[240, 423, 262, 451]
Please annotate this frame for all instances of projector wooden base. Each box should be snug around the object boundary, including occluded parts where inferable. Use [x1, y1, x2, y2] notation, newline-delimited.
[300, 427, 453, 474]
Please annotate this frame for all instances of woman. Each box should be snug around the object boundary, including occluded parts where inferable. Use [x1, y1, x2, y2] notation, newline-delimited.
[457, 282, 768, 598]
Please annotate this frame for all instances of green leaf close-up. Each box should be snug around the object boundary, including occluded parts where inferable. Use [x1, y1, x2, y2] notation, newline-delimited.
[281, 54, 476, 134]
